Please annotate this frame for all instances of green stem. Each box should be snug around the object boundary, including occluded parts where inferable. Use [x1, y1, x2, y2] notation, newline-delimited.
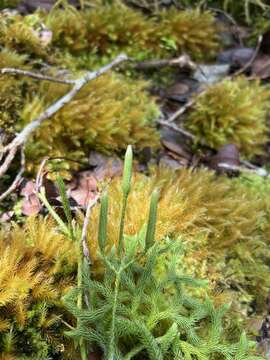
[117, 194, 128, 257]
[77, 244, 88, 360]
[107, 270, 121, 360]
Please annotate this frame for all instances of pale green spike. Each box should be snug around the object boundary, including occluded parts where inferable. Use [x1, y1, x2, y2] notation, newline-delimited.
[98, 191, 109, 253]
[122, 145, 133, 197]
[118, 145, 133, 256]
[145, 189, 159, 251]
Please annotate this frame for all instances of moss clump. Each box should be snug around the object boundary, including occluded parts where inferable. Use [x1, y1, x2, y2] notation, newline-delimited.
[46, 5, 89, 54]
[46, 4, 219, 63]
[158, 8, 220, 60]
[186, 77, 270, 159]
[0, 49, 28, 134]
[0, 217, 78, 359]
[0, 13, 49, 58]
[19, 73, 160, 173]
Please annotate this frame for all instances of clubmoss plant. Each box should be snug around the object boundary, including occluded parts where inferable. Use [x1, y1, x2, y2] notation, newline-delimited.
[87, 166, 270, 322]
[62, 146, 263, 359]
[186, 77, 270, 159]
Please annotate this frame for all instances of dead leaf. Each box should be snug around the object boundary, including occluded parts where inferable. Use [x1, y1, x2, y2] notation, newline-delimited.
[21, 180, 42, 216]
[89, 151, 123, 180]
[39, 29, 53, 47]
[18, 0, 80, 13]
[206, 144, 240, 173]
[88, 350, 102, 360]
[68, 172, 98, 208]
[164, 78, 198, 103]
[218, 48, 255, 68]
[161, 127, 192, 162]
[252, 54, 270, 79]
[0, 211, 14, 222]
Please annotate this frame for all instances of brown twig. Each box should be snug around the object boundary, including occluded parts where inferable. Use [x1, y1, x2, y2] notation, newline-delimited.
[0, 54, 128, 182]
[35, 157, 49, 193]
[0, 146, 25, 202]
[157, 118, 195, 140]
[0, 68, 76, 85]
[80, 195, 100, 264]
[232, 35, 263, 77]
[217, 162, 268, 177]
[167, 99, 195, 123]
[134, 54, 197, 71]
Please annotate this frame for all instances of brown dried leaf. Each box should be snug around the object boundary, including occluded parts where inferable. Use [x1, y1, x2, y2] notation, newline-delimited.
[68, 172, 98, 207]
[0, 211, 14, 223]
[252, 54, 270, 79]
[207, 144, 240, 171]
[21, 181, 42, 216]
[89, 151, 123, 180]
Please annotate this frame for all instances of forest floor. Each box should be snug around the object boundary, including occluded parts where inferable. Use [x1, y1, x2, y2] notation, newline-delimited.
[2, 0, 270, 359]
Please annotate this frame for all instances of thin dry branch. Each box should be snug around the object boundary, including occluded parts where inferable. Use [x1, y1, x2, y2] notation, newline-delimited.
[0, 146, 25, 202]
[0, 68, 76, 84]
[157, 118, 195, 140]
[134, 54, 197, 71]
[81, 195, 100, 264]
[0, 54, 128, 184]
[167, 99, 195, 123]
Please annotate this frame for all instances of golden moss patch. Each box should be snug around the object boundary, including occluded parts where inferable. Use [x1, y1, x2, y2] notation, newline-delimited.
[158, 8, 219, 60]
[46, 4, 219, 62]
[0, 217, 78, 358]
[186, 77, 270, 158]
[20, 73, 160, 173]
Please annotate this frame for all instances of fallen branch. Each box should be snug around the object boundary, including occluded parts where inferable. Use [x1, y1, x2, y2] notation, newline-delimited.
[167, 99, 195, 123]
[0, 146, 25, 202]
[0, 68, 76, 84]
[134, 54, 197, 71]
[157, 118, 195, 140]
[0, 54, 128, 190]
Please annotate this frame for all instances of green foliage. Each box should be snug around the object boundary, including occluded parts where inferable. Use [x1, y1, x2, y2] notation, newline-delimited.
[0, 0, 19, 9]
[63, 148, 262, 359]
[206, 0, 270, 23]
[169, 0, 270, 23]
[186, 77, 270, 159]
[87, 167, 270, 328]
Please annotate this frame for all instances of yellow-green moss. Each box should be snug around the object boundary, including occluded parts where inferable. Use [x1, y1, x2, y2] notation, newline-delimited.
[0, 217, 78, 359]
[157, 8, 220, 60]
[19, 73, 160, 173]
[186, 77, 270, 158]
[46, 5, 88, 53]
[46, 4, 219, 63]
[0, 13, 48, 58]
